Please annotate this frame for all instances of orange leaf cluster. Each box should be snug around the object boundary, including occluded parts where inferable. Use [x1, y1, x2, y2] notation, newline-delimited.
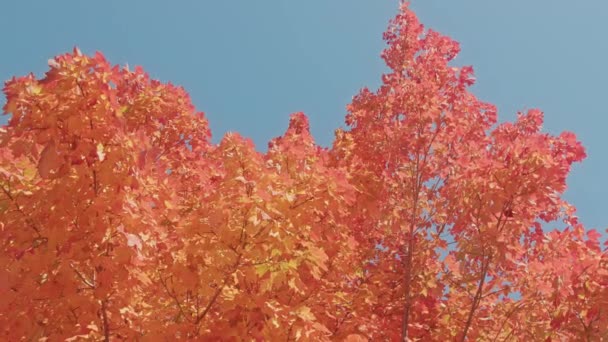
[1, 4, 606, 341]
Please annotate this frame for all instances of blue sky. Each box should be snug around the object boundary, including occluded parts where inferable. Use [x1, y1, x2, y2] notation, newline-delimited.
[1, 1, 606, 235]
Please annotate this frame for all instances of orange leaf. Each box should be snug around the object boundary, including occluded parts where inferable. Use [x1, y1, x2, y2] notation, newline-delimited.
[37, 141, 63, 179]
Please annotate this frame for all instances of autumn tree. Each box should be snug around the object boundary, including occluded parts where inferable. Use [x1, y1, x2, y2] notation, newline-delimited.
[1, 3, 607, 341]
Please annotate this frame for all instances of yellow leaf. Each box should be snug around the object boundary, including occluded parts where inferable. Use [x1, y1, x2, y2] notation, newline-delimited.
[255, 264, 271, 277]
[296, 306, 315, 322]
[96, 143, 105, 162]
[164, 200, 174, 209]
[134, 271, 152, 286]
[23, 166, 37, 181]
[283, 259, 298, 271]
[285, 192, 296, 202]
[26, 83, 42, 95]
[248, 213, 260, 226]
[117, 105, 128, 117]
[222, 286, 239, 301]
[288, 277, 306, 294]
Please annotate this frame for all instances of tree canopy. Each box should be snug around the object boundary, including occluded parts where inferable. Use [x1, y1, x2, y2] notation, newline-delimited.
[1, 3, 606, 341]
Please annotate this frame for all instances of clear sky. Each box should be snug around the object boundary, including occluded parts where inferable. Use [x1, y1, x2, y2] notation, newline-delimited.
[1, 1, 606, 235]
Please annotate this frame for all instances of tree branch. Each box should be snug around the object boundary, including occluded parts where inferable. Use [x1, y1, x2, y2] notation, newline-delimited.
[101, 299, 110, 342]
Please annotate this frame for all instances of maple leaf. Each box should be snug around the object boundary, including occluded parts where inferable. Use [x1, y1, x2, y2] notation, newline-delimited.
[37, 141, 64, 179]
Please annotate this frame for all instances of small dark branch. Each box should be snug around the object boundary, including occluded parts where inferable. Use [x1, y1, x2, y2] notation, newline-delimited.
[492, 301, 525, 342]
[290, 195, 316, 210]
[70, 263, 95, 289]
[1, 184, 43, 238]
[436, 222, 447, 237]
[195, 290, 200, 319]
[460, 209, 506, 341]
[76, 81, 87, 97]
[285, 321, 295, 342]
[402, 155, 423, 342]
[196, 253, 242, 325]
[332, 311, 351, 336]
[401, 233, 415, 341]
[101, 299, 110, 342]
[480, 286, 510, 300]
[196, 279, 224, 324]
[252, 222, 272, 239]
[460, 254, 491, 342]
[159, 274, 190, 323]
[93, 170, 99, 195]
[575, 312, 592, 342]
